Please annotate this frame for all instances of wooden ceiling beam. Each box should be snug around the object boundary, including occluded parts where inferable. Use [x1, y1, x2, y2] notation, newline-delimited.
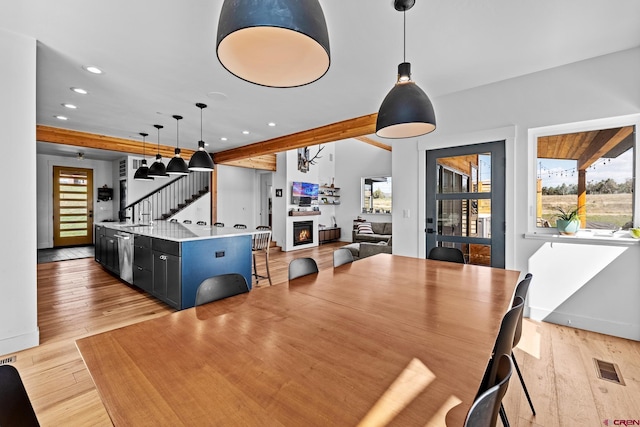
[577, 126, 633, 170]
[37, 125, 194, 159]
[219, 154, 277, 171]
[355, 136, 392, 151]
[212, 113, 378, 164]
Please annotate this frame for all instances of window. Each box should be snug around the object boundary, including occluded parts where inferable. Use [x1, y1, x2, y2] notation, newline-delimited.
[535, 125, 635, 231]
[362, 176, 392, 214]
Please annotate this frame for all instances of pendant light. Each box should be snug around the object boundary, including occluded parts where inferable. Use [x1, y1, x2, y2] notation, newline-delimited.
[188, 103, 215, 172]
[166, 115, 190, 176]
[134, 132, 154, 181]
[376, 0, 436, 139]
[148, 124, 169, 178]
[216, 0, 330, 88]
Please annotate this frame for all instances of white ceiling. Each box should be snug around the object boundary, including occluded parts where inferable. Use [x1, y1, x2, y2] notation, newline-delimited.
[2, 0, 640, 161]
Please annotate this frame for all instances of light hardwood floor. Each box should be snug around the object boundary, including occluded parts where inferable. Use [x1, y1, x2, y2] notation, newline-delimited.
[2, 244, 639, 426]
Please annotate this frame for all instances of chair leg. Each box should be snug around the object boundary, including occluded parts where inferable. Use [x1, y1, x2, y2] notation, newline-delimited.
[265, 250, 272, 286]
[252, 252, 258, 283]
[512, 351, 536, 415]
[500, 403, 510, 427]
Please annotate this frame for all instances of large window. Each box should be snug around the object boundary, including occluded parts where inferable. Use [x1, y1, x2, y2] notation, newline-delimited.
[535, 125, 635, 231]
[362, 176, 392, 214]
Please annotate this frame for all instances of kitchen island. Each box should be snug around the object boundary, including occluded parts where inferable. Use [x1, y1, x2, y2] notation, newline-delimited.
[94, 221, 255, 310]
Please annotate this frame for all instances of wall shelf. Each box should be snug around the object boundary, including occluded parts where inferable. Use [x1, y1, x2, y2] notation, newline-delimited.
[288, 211, 321, 216]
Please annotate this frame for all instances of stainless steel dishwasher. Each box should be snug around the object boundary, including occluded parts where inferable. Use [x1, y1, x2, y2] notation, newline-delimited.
[115, 231, 134, 283]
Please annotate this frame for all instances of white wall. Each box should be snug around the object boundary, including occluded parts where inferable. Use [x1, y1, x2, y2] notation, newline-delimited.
[392, 47, 640, 339]
[36, 153, 116, 248]
[216, 164, 258, 228]
[334, 139, 392, 242]
[0, 29, 39, 355]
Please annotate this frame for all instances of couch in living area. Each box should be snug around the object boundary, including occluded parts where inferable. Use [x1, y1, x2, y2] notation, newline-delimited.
[342, 240, 392, 261]
[352, 221, 392, 244]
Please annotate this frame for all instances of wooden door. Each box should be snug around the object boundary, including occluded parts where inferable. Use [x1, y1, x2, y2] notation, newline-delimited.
[53, 166, 94, 247]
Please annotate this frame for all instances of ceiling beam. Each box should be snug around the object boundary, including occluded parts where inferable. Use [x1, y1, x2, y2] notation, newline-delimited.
[219, 154, 277, 171]
[577, 126, 633, 170]
[36, 125, 193, 159]
[355, 136, 392, 151]
[212, 113, 378, 164]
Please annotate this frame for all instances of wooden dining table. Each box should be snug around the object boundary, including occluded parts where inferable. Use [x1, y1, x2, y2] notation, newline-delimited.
[76, 254, 520, 426]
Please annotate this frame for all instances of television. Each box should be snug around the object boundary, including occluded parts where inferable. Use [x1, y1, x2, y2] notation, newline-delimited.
[291, 181, 319, 205]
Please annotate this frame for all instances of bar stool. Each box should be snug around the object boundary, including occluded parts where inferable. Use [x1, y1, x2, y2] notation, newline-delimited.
[251, 229, 272, 286]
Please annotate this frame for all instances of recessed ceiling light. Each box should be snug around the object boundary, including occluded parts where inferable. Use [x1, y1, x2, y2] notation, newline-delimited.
[242, 130, 250, 135]
[62, 103, 77, 109]
[220, 137, 228, 141]
[206, 91, 228, 101]
[268, 122, 276, 127]
[55, 115, 68, 120]
[71, 87, 88, 95]
[83, 65, 104, 74]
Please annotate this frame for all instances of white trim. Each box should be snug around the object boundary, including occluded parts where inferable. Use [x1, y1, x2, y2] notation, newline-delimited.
[527, 114, 640, 234]
[529, 307, 640, 341]
[523, 231, 640, 246]
[0, 328, 39, 356]
[417, 126, 517, 268]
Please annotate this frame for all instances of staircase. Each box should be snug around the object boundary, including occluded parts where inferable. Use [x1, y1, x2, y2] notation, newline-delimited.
[125, 172, 210, 223]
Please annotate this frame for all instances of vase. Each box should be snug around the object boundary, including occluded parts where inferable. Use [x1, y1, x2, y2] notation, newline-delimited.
[556, 219, 579, 235]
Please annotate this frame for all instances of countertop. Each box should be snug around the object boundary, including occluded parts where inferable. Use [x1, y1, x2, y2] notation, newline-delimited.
[97, 221, 260, 242]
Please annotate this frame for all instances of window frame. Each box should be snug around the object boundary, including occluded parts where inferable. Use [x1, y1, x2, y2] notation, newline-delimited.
[528, 114, 640, 235]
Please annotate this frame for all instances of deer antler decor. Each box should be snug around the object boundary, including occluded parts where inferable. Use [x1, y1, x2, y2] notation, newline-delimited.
[297, 145, 325, 173]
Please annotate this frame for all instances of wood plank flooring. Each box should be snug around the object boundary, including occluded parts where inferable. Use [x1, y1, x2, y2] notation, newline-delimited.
[2, 243, 639, 426]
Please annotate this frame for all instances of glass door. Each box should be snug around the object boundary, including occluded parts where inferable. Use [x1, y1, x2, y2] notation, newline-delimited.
[425, 141, 505, 267]
[53, 166, 94, 247]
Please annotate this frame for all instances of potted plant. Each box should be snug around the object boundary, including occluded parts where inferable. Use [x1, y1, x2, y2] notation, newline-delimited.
[554, 206, 581, 235]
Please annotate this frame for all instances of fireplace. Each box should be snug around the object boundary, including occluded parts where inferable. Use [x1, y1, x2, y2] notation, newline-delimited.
[293, 221, 314, 246]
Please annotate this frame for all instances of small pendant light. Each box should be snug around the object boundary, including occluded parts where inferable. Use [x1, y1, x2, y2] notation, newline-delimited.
[188, 103, 215, 172]
[166, 115, 190, 175]
[134, 132, 154, 181]
[148, 124, 169, 178]
[216, 0, 330, 88]
[376, 0, 436, 139]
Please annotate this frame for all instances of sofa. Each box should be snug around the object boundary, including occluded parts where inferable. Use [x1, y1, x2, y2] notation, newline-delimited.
[352, 221, 392, 244]
[343, 240, 392, 260]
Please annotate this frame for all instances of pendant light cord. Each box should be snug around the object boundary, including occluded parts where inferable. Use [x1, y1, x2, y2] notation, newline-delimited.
[403, 9, 406, 63]
[176, 118, 180, 149]
[200, 107, 203, 141]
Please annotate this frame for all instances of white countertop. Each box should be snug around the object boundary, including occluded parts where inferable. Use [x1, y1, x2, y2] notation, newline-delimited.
[97, 221, 260, 242]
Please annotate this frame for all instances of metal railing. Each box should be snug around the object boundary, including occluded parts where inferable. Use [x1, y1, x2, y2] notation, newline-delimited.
[124, 172, 210, 223]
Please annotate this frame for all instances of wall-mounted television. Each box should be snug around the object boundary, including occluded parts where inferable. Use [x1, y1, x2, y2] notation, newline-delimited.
[291, 181, 319, 205]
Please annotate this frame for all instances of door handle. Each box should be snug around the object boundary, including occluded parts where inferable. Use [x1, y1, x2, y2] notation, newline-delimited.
[427, 228, 435, 234]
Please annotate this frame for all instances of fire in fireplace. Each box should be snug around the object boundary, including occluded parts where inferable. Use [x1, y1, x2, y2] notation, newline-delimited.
[293, 221, 314, 246]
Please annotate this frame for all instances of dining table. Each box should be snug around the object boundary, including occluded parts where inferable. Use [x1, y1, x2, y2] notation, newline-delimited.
[76, 254, 520, 426]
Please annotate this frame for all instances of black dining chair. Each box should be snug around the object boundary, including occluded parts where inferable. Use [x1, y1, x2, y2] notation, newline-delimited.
[479, 296, 524, 427]
[233, 224, 247, 229]
[0, 365, 40, 427]
[428, 246, 466, 263]
[288, 257, 319, 280]
[512, 273, 536, 415]
[464, 354, 513, 427]
[194, 273, 249, 306]
[333, 248, 354, 267]
[213, 222, 225, 227]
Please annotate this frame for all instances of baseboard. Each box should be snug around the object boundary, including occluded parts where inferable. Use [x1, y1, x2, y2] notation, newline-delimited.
[0, 328, 40, 357]
[530, 307, 640, 341]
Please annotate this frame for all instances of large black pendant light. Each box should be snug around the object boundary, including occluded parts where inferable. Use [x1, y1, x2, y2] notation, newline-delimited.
[216, 0, 330, 88]
[148, 124, 169, 178]
[376, 0, 436, 139]
[188, 103, 215, 172]
[166, 115, 190, 176]
[134, 132, 154, 181]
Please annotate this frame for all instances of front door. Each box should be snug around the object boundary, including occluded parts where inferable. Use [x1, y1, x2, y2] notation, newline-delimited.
[53, 166, 94, 247]
[425, 140, 506, 267]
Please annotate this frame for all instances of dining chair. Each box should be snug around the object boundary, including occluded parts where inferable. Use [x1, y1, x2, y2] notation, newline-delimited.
[196, 221, 207, 226]
[464, 354, 513, 427]
[233, 224, 247, 229]
[251, 230, 272, 286]
[183, 219, 192, 224]
[0, 365, 40, 427]
[512, 273, 536, 415]
[333, 248, 354, 267]
[213, 222, 225, 227]
[479, 296, 524, 427]
[194, 273, 249, 306]
[427, 246, 466, 263]
[288, 257, 319, 280]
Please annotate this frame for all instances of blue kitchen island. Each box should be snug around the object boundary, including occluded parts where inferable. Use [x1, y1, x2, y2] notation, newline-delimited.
[94, 221, 255, 310]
